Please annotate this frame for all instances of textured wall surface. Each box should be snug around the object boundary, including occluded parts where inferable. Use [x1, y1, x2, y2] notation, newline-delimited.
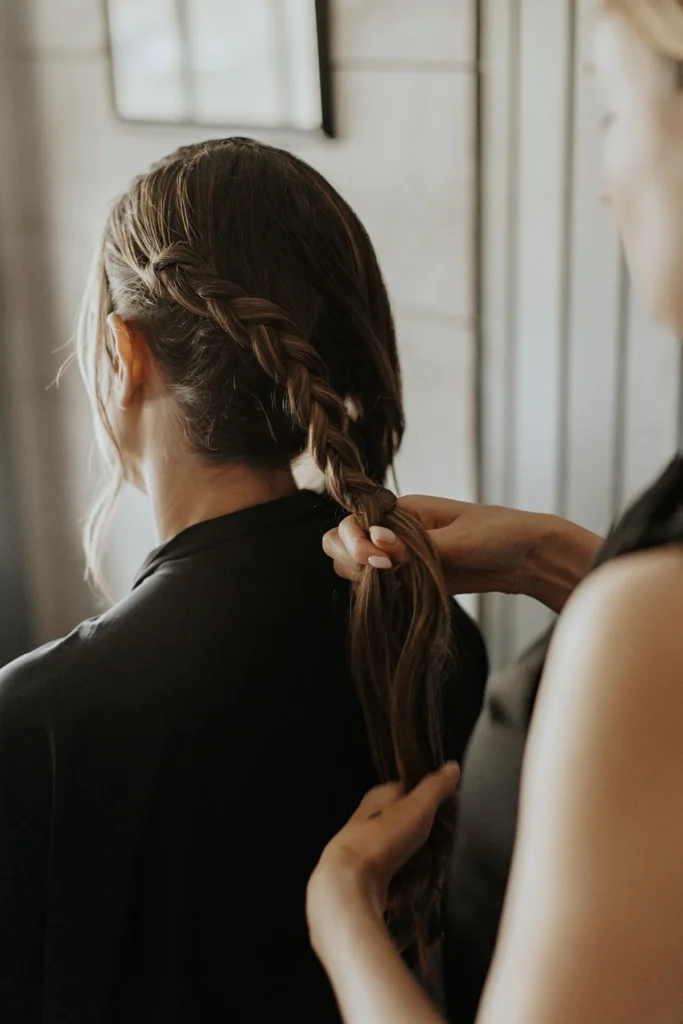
[0, 0, 478, 640]
[480, 0, 683, 664]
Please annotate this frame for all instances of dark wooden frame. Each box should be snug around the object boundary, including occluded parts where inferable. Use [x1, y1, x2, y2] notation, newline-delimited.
[104, 0, 335, 138]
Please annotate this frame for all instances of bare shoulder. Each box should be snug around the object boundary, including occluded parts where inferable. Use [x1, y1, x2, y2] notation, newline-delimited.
[580, 543, 683, 603]
[559, 545, 683, 652]
[536, 545, 683, 754]
[521, 542, 683, 840]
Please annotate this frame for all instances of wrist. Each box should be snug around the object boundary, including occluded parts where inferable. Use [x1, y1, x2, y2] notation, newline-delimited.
[307, 855, 385, 967]
[522, 514, 602, 613]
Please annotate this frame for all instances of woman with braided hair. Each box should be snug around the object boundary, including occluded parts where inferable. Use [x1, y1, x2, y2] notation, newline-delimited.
[0, 138, 488, 1022]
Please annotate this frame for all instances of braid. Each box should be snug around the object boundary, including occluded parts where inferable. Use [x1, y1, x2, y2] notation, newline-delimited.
[151, 244, 397, 524]
[149, 243, 454, 975]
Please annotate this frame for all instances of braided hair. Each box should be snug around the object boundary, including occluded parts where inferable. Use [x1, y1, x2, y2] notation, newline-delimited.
[77, 138, 455, 971]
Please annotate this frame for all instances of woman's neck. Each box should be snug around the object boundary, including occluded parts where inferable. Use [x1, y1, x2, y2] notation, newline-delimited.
[144, 454, 298, 544]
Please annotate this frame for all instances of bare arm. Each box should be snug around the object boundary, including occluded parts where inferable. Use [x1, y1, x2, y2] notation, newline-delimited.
[522, 513, 601, 612]
[479, 547, 683, 1024]
[307, 775, 457, 1024]
[315, 889, 445, 1024]
[309, 547, 683, 1024]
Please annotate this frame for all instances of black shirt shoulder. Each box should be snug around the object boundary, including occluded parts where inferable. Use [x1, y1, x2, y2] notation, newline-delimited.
[0, 620, 100, 726]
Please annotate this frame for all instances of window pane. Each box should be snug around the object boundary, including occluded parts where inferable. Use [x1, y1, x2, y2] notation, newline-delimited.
[107, 0, 323, 131]
[186, 0, 281, 126]
[108, 0, 186, 121]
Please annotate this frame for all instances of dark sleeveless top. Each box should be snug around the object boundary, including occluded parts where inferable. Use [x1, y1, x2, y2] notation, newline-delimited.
[441, 455, 683, 1024]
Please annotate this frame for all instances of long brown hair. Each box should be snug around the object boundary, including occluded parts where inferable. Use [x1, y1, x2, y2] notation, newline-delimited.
[77, 137, 454, 968]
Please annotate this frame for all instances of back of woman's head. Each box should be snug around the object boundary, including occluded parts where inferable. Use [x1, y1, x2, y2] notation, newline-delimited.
[78, 137, 453, 969]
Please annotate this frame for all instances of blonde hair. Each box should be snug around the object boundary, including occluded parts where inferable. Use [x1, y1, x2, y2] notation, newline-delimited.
[76, 238, 123, 596]
[605, 0, 683, 60]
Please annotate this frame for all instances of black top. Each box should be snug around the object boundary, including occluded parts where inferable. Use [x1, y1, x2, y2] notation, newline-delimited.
[0, 489, 488, 1023]
[443, 455, 683, 1023]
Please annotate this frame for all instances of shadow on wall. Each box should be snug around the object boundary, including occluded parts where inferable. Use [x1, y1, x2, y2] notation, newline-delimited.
[1, 0, 98, 654]
[0, 273, 31, 665]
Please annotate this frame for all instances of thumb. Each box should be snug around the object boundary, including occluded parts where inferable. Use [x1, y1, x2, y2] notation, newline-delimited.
[406, 762, 460, 816]
[385, 763, 461, 869]
[397, 497, 464, 564]
[397, 493, 468, 529]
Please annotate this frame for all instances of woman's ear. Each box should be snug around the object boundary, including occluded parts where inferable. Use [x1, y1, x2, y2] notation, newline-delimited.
[107, 314, 148, 408]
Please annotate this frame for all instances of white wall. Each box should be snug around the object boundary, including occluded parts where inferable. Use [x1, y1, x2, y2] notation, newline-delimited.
[0, 0, 478, 642]
[480, 0, 683, 666]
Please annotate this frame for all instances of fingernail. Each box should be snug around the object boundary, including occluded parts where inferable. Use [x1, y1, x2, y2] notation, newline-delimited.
[370, 526, 398, 546]
[442, 762, 460, 780]
[368, 556, 393, 570]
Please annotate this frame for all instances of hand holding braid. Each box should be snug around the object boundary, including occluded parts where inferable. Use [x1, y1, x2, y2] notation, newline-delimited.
[148, 241, 453, 976]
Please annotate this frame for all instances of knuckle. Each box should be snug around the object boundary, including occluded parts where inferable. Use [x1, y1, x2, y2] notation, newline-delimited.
[339, 514, 362, 545]
[322, 529, 339, 557]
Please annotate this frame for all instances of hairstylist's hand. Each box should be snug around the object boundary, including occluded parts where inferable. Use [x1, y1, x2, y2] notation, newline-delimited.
[324, 496, 551, 595]
[323, 495, 602, 613]
[306, 764, 460, 962]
